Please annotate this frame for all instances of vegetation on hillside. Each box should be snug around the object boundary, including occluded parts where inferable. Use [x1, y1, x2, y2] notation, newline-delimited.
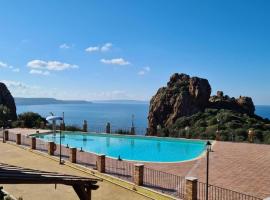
[16, 112, 47, 128]
[158, 108, 270, 144]
[0, 105, 12, 127]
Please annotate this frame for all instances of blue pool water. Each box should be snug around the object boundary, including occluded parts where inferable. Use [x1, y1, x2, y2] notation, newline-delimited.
[35, 132, 206, 162]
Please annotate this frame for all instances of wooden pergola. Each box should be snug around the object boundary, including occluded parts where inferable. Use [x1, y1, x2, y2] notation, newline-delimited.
[0, 163, 100, 200]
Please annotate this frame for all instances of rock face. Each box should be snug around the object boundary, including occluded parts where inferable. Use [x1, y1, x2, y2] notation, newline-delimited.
[147, 73, 256, 136]
[147, 73, 211, 136]
[209, 92, 255, 115]
[0, 82, 17, 120]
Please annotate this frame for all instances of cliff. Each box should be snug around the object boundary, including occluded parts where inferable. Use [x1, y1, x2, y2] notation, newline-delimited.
[148, 73, 211, 135]
[0, 82, 17, 120]
[147, 73, 261, 137]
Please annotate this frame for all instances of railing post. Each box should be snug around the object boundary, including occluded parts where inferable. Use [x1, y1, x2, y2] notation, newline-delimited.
[131, 127, 135, 135]
[106, 122, 111, 134]
[185, 177, 198, 200]
[31, 137, 36, 150]
[96, 154, 105, 173]
[215, 130, 220, 141]
[69, 148, 77, 163]
[83, 120, 88, 132]
[134, 164, 144, 186]
[48, 141, 55, 155]
[16, 133, 21, 145]
[3, 130, 9, 143]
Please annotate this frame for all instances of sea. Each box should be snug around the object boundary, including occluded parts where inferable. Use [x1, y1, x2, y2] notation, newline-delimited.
[17, 103, 149, 134]
[16, 103, 270, 135]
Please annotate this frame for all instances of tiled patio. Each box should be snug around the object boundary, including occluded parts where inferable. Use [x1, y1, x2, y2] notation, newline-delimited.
[144, 141, 270, 199]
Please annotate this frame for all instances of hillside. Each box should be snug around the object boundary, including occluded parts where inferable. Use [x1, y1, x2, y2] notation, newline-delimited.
[15, 97, 92, 106]
[147, 73, 270, 143]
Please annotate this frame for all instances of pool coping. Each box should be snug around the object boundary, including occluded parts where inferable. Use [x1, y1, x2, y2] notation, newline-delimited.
[31, 130, 215, 164]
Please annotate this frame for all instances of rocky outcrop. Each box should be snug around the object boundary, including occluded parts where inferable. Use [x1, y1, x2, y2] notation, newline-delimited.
[147, 73, 211, 136]
[0, 82, 17, 120]
[209, 91, 255, 115]
[147, 73, 256, 136]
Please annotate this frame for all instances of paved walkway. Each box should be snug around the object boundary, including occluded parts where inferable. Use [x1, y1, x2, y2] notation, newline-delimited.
[0, 142, 151, 200]
[145, 141, 270, 199]
[8, 128, 50, 136]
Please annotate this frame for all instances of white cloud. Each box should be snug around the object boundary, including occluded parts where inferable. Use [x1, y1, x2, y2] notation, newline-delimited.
[0, 80, 39, 94]
[100, 43, 112, 52]
[29, 69, 50, 76]
[100, 58, 130, 66]
[85, 42, 112, 53]
[0, 61, 20, 73]
[59, 43, 70, 49]
[0, 61, 8, 68]
[85, 46, 99, 53]
[0, 80, 52, 98]
[138, 66, 151, 76]
[27, 60, 78, 72]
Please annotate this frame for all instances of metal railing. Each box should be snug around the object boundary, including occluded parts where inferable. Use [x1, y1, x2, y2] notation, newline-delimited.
[36, 138, 47, 152]
[76, 150, 97, 168]
[143, 167, 186, 198]
[21, 135, 30, 147]
[54, 144, 70, 159]
[105, 157, 134, 182]
[198, 182, 262, 200]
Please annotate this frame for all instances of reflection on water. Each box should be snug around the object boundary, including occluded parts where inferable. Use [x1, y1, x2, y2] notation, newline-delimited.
[131, 139, 135, 148]
[36, 132, 206, 162]
[106, 137, 110, 147]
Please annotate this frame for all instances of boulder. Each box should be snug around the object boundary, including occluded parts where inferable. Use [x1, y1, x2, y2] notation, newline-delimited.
[209, 92, 255, 115]
[0, 82, 17, 120]
[147, 73, 211, 135]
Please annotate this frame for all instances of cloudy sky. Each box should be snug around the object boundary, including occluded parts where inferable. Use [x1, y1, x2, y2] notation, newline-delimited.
[0, 0, 269, 104]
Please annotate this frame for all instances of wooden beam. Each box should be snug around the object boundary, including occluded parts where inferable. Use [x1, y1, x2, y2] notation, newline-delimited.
[73, 185, 92, 200]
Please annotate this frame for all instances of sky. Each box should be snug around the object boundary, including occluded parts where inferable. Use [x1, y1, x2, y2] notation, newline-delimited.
[0, 0, 269, 104]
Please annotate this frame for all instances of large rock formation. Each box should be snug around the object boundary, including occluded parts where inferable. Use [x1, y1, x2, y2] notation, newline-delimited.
[209, 91, 255, 115]
[148, 73, 211, 135]
[148, 73, 256, 136]
[0, 82, 17, 120]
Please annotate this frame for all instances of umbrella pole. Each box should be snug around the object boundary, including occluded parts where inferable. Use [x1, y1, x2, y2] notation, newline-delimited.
[59, 122, 62, 164]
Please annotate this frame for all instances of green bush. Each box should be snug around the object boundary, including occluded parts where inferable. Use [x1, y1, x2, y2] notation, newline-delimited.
[263, 131, 270, 144]
[17, 112, 46, 128]
[114, 129, 134, 135]
[0, 105, 12, 128]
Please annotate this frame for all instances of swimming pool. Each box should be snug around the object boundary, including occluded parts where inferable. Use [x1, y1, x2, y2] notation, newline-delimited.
[34, 132, 207, 162]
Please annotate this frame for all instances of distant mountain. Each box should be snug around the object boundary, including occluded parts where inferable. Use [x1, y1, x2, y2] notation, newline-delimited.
[93, 100, 149, 104]
[15, 97, 92, 106]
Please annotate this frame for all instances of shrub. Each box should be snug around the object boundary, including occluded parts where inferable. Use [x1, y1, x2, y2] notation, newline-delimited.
[263, 131, 270, 144]
[65, 125, 82, 132]
[17, 112, 46, 128]
[114, 129, 133, 135]
[0, 105, 12, 128]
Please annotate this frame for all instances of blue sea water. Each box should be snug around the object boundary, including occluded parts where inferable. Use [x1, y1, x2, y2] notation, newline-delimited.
[16, 104, 270, 135]
[35, 132, 206, 162]
[255, 105, 270, 120]
[17, 103, 149, 134]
